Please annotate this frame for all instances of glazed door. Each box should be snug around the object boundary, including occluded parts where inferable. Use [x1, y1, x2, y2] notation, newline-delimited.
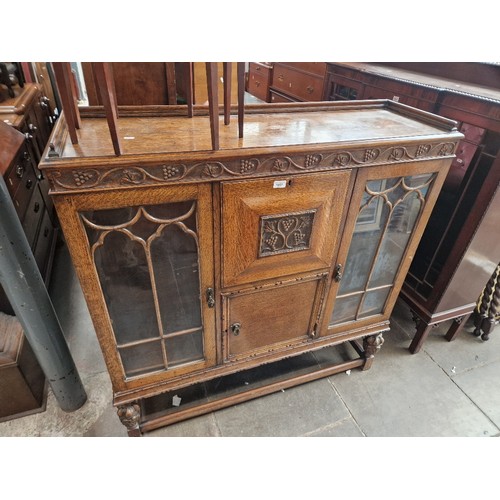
[322, 160, 451, 337]
[54, 184, 215, 393]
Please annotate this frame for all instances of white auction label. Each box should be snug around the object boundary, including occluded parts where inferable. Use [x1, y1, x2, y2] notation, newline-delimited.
[273, 180, 287, 188]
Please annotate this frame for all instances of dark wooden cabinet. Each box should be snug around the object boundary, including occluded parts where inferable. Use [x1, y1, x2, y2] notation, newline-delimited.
[0, 121, 48, 421]
[0, 83, 58, 316]
[40, 99, 461, 435]
[324, 62, 500, 351]
[323, 63, 440, 111]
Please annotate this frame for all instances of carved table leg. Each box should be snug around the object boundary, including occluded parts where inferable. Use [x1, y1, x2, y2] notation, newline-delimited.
[117, 403, 142, 437]
[408, 319, 434, 354]
[362, 333, 384, 371]
[445, 313, 471, 342]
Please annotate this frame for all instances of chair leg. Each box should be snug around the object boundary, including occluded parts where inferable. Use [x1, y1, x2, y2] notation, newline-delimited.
[165, 63, 177, 105]
[52, 62, 81, 144]
[205, 62, 219, 151]
[237, 62, 245, 139]
[92, 62, 122, 156]
[185, 63, 194, 118]
[223, 62, 232, 126]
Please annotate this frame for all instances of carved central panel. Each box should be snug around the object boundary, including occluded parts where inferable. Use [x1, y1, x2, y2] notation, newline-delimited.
[259, 210, 316, 257]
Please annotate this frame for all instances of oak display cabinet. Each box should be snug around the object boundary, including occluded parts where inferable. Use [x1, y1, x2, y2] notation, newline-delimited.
[39, 99, 461, 435]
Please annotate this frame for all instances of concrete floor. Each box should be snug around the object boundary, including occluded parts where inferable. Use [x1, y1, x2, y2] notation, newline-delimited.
[1, 241, 500, 438]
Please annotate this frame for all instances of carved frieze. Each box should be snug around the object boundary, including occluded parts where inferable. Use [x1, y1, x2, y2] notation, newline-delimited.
[45, 141, 458, 193]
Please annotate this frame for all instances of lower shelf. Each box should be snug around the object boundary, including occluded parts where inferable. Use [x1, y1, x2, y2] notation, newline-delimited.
[116, 334, 386, 436]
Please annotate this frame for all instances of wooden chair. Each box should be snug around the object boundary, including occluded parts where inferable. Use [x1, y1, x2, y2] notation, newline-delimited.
[52, 62, 247, 155]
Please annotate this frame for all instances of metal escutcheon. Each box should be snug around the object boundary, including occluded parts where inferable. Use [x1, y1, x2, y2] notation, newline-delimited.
[231, 323, 241, 336]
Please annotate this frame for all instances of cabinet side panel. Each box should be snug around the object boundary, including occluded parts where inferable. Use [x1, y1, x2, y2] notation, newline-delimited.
[435, 183, 500, 313]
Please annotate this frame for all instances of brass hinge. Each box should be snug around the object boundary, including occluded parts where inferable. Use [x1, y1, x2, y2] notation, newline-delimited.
[206, 288, 215, 308]
[334, 264, 343, 283]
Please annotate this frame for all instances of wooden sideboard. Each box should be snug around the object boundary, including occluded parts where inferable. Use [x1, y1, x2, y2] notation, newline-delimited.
[246, 63, 327, 103]
[324, 62, 500, 351]
[39, 99, 461, 435]
[0, 121, 48, 420]
[269, 63, 326, 103]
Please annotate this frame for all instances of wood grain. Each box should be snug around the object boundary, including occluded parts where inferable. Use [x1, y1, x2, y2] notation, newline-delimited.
[221, 170, 352, 287]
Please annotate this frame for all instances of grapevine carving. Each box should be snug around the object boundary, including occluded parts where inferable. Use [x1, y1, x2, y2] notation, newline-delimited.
[260, 211, 316, 256]
[47, 141, 457, 192]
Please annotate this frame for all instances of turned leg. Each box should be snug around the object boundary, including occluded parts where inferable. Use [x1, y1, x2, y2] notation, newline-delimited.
[362, 333, 384, 371]
[473, 266, 499, 338]
[473, 311, 486, 337]
[117, 403, 142, 437]
[409, 319, 434, 354]
[445, 313, 471, 342]
[480, 317, 496, 341]
[482, 270, 500, 341]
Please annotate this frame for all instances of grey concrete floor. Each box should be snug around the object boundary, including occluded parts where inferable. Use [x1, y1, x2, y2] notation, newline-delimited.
[1, 242, 499, 438]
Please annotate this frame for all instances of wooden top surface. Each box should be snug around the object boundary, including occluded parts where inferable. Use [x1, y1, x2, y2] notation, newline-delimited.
[52, 101, 457, 161]
[0, 83, 40, 116]
[0, 120, 25, 175]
